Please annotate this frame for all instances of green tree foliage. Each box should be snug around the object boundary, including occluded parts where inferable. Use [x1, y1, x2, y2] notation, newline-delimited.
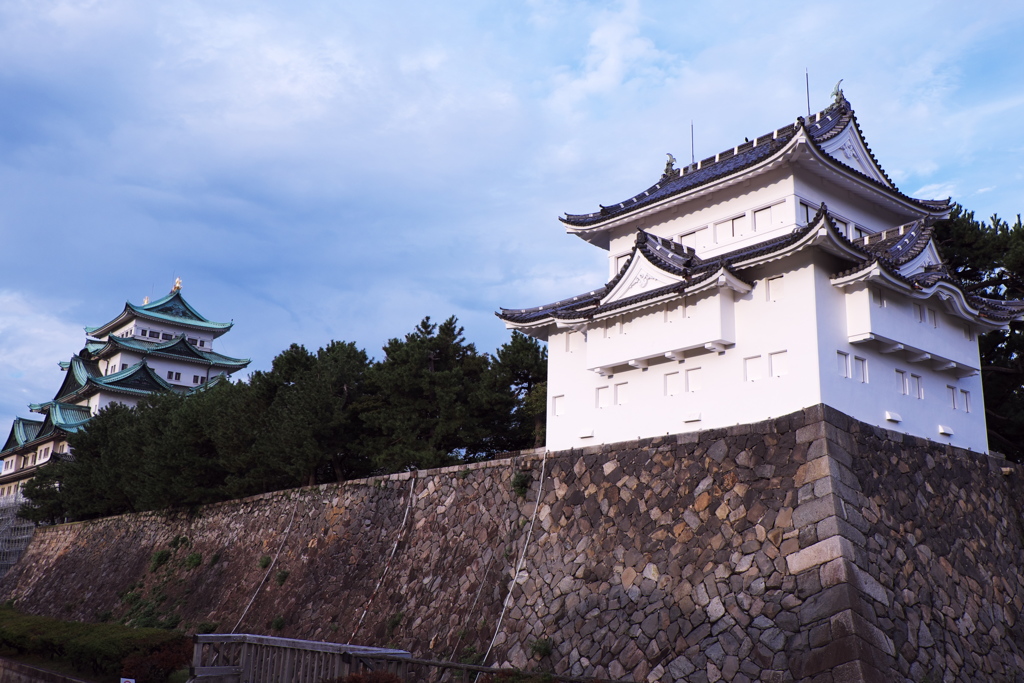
[491, 331, 548, 448]
[363, 316, 503, 471]
[933, 205, 1024, 460]
[21, 317, 547, 521]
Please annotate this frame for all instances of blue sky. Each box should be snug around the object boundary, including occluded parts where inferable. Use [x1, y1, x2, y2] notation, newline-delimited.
[2, 0, 1024, 433]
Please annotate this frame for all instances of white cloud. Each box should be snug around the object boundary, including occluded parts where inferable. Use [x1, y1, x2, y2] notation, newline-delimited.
[0, 291, 84, 429]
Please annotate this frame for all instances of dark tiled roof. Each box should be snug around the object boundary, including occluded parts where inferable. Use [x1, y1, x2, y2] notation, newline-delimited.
[561, 98, 948, 228]
[498, 211, 830, 325]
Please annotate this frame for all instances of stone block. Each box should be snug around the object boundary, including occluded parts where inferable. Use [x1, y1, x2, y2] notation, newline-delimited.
[816, 516, 866, 547]
[792, 495, 840, 530]
[796, 422, 826, 444]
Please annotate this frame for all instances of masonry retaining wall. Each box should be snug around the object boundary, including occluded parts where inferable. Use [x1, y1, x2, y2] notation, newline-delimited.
[0, 405, 1021, 682]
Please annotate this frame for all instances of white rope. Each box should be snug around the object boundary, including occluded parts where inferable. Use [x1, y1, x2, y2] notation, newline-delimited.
[232, 493, 301, 634]
[479, 451, 548, 673]
[349, 474, 418, 642]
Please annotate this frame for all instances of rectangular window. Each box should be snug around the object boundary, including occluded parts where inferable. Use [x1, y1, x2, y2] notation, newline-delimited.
[799, 203, 813, 225]
[685, 367, 702, 392]
[193, 375, 201, 384]
[664, 372, 682, 397]
[753, 206, 772, 232]
[947, 386, 957, 409]
[896, 369, 909, 395]
[962, 324, 974, 341]
[167, 371, 174, 380]
[552, 395, 565, 417]
[614, 382, 628, 406]
[148, 330, 160, 338]
[871, 288, 886, 307]
[834, 219, 847, 233]
[188, 337, 199, 345]
[138, 328, 147, 336]
[596, 386, 611, 409]
[198, 340, 207, 347]
[614, 253, 630, 272]
[851, 226, 865, 240]
[121, 364, 128, 371]
[769, 351, 788, 377]
[161, 332, 173, 340]
[837, 351, 851, 378]
[744, 356, 762, 382]
[927, 309, 938, 328]
[663, 302, 685, 323]
[175, 372, 181, 381]
[853, 357, 867, 383]
[766, 276, 784, 302]
[910, 374, 923, 399]
[715, 214, 748, 241]
[960, 390, 970, 413]
[913, 303, 924, 323]
[199, 377, 206, 384]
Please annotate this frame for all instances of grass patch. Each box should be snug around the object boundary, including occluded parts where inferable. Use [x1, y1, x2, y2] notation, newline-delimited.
[258, 555, 271, 569]
[150, 549, 172, 573]
[184, 553, 202, 569]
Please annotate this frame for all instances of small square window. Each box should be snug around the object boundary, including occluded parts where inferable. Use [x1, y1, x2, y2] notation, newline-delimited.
[596, 386, 611, 409]
[167, 371, 174, 380]
[552, 395, 565, 417]
[769, 351, 788, 377]
[685, 367, 702, 392]
[194, 375, 201, 384]
[837, 351, 850, 378]
[664, 372, 681, 397]
[198, 340, 206, 347]
[744, 356, 762, 382]
[853, 357, 867, 383]
[614, 382, 628, 406]
[766, 276, 784, 302]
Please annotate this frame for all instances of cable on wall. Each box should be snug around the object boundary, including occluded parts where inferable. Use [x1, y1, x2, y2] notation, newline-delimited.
[349, 473, 418, 642]
[479, 451, 549, 673]
[231, 492, 301, 634]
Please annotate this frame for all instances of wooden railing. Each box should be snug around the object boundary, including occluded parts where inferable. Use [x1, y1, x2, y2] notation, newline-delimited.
[190, 634, 623, 683]
[190, 634, 410, 683]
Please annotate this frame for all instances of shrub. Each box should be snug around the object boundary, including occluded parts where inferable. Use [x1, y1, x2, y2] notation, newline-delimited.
[529, 637, 553, 658]
[258, 555, 271, 569]
[184, 552, 202, 569]
[0, 604, 189, 679]
[150, 549, 172, 572]
[195, 621, 219, 634]
[168, 535, 190, 550]
[274, 570, 290, 586]
[270, 616, 285, 631]
[511, 472, 531, 498]
[120, 637, 191, 683]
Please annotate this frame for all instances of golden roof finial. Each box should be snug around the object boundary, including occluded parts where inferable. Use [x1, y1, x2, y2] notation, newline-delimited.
[143, 295, 150, 305]
[172, 277, 182, 292]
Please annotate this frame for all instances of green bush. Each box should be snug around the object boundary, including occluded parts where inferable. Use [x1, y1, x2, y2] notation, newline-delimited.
[512, 471, 531, 498]
[529, 637, 553, 658]
[274, 570, 290, 586]
[150, 549, 172, 572]
[258, 555, 271, 569]
[184, 552, 202, 569]
[270, 616, 285, 631]
[0, 604, 189, 680]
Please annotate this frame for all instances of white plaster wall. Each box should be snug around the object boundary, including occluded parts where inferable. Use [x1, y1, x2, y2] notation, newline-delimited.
[815, 262, 989, 452]
[546, 253, 823, 450]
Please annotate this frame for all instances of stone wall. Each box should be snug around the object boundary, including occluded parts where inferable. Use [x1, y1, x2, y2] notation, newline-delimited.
[0, 405, 1021, 682]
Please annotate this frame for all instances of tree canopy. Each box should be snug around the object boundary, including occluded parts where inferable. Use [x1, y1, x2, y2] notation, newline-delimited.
[20, 318, 547, 523]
